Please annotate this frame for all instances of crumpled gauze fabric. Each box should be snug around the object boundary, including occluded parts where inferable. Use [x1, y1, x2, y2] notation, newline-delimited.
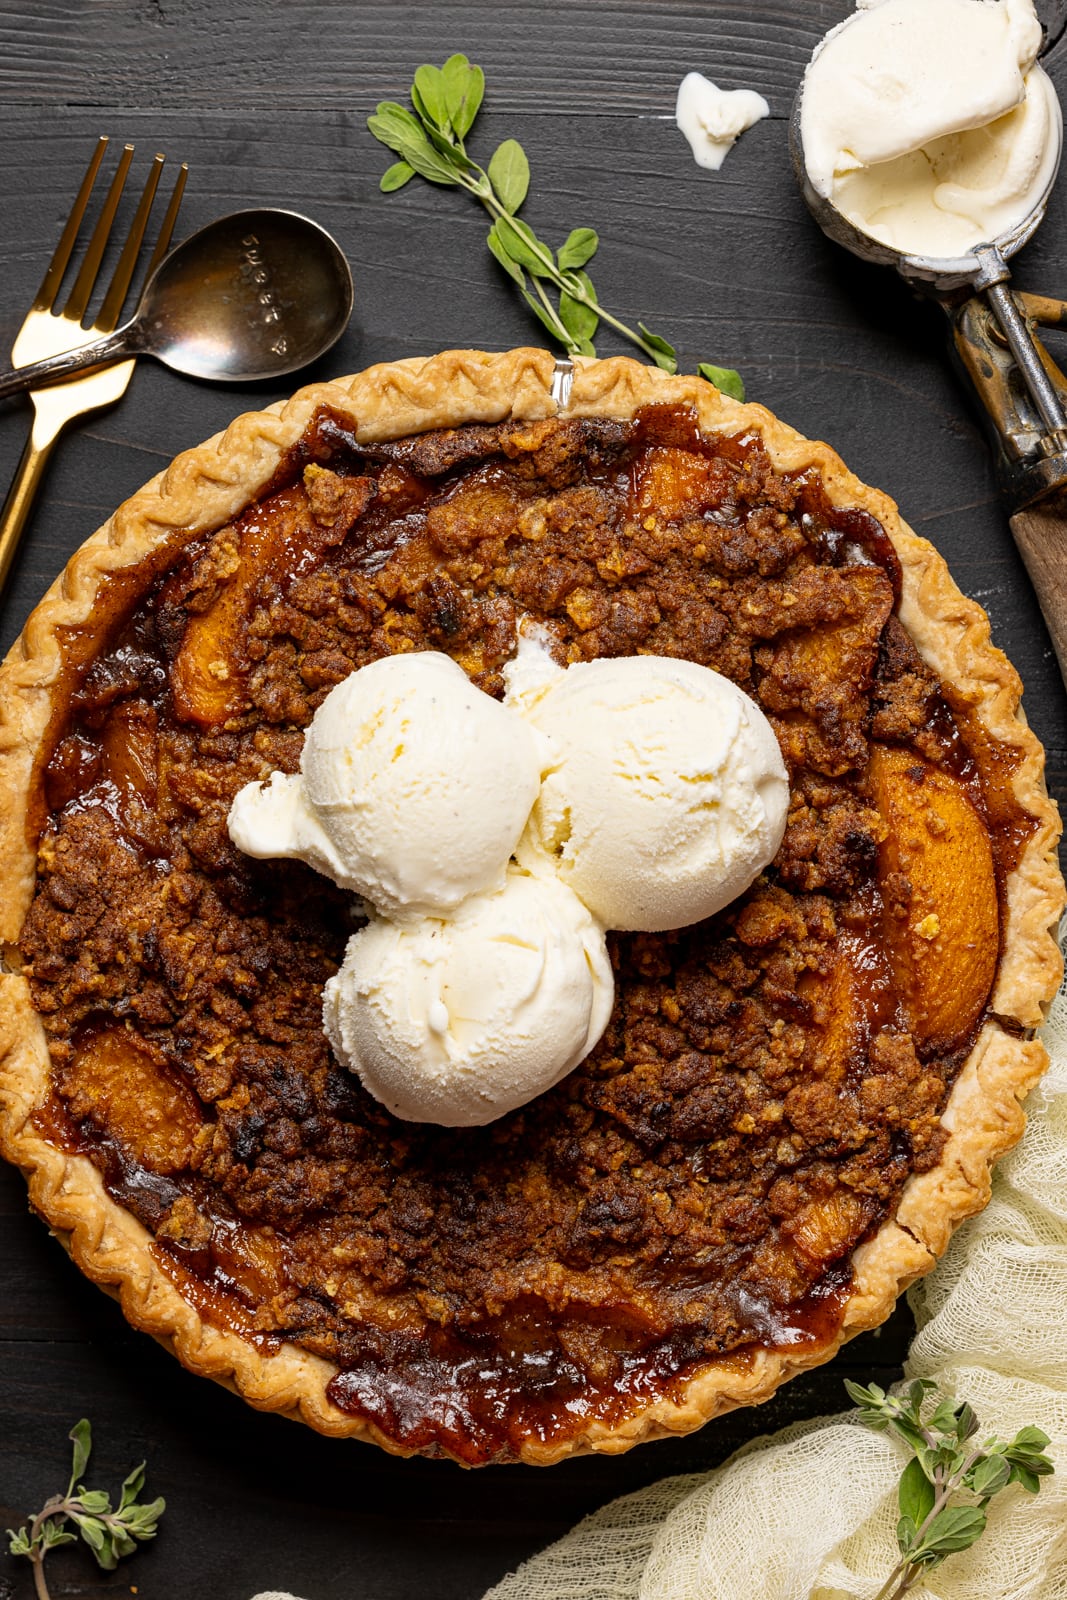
[483, 976, 1067, 1600]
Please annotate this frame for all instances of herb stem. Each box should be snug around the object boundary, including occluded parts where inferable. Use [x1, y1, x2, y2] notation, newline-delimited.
[477, 183, 666, 362]
[872, 1442, 986, 1600]
[24, 1499, 65, 1600]
[530, 275, 571, 345]
[368, 58, 743, 390]
[876, 1561, 921, 1600]
[30, 1551, 51, 1600]
[575, 297, 664, 365]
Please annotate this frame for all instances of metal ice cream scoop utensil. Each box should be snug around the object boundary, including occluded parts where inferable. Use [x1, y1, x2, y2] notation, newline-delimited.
[790, 89, 1067, 687]
[0, 207, 354, 397]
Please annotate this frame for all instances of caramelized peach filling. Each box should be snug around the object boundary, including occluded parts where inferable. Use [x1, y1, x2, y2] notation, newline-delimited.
[22, 404, 1030, 1463]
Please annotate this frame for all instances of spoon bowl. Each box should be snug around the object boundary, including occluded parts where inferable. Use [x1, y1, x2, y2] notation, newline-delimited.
[138, 207, 355, 382]
[0, 208, 354, 399]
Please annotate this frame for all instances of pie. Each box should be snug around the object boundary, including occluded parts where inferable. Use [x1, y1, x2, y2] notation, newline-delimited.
[0, 348, 1062, 1466]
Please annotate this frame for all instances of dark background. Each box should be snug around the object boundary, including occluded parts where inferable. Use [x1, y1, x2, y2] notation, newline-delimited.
[2, 4, 1065, 1597]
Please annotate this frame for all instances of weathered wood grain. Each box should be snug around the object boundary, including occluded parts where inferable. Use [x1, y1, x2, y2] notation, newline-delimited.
[2, 1, 1064, 114]
[1, 3, 1065, 1596]
[0, 1, 863, 113]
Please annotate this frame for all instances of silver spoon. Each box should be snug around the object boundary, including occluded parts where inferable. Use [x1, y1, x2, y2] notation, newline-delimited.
[790, 65, 1067, 687]
[0, 207, 354, 398]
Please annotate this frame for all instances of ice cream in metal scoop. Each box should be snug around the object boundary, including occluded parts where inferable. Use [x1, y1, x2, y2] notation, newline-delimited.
[797, 0, 1058, 268]
[792, 0, 1067, 686]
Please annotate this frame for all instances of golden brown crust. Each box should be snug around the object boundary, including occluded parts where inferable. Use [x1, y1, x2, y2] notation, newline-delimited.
[1, 348, 1062, 1464]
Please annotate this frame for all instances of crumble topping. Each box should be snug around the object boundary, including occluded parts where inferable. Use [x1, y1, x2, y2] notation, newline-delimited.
[21, 404, 1011, 1462]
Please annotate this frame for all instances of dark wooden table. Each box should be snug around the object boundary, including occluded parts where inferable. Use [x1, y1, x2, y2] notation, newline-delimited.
[2, 5, 1065, 1598]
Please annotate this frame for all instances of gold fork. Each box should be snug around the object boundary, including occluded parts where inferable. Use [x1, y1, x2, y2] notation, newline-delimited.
[0, 138, 187, 594]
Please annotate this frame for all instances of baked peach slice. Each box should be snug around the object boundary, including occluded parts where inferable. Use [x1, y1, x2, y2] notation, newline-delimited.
[172, 469, 374, 725]
[100, 701, 158, 805]
[786, 1189, 874, 1269]
[57, 1027, 203, 1174]
[804, 929, 893, 1084]
[630, 446, 733, 521]
[868, 744, 998, 1050]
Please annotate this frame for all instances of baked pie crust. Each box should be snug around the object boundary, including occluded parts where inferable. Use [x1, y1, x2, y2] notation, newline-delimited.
[0, 348, 1062, 1464]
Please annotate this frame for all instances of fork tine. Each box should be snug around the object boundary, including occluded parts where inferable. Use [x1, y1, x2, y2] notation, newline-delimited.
[63, 142, 134, 324]
[143, 162, 188, 281]
[95, 152, 165, 332]
[32, 136, 109, 314]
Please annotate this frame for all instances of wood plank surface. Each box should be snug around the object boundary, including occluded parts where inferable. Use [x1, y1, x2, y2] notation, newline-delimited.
[1, 3, 1065, 1598]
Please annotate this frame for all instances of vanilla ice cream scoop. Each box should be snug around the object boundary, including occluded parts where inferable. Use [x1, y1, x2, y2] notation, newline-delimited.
[323, 868, 614, 1125]
[228, 651, 542, 918]
[515, 655, 788, 933]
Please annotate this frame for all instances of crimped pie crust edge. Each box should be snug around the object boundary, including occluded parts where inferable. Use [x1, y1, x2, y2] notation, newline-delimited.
[0, 348, 1061, 1465]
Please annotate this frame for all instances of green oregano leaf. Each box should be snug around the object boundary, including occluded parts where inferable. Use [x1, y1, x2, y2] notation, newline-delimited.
[572, 267, 598, 303]
[73, 1490, 108, 1516]
[521, 289, 568, 343]
[399, 140, 461, 187]
[40, 1522, 76, 1553]
[486, 222, 527, 285]
[7, 1526, 33, 1557]
[557, 226, 599, 270]
[412, 64, 450, 130]
[908, 1379, 937, 1416]
[898, 1455, 936, 1529]
[638, 322, 678, 373]
[1012, 1426, 1053, 1452]
[367, 101, 427, 154]
[896, 1513, 918, 1558]
[558, 290, 598, 342]
[71, 1513, 106, 1554]
[968, 1453, 1011, 1499]
[953, 1402, 980, 1442]
[441, 53, 482, 137]
[913, 1504, 987, 1563]
[118, 1463, 146, 1511]
[698, 361, 745, 401]
[380, 160, 415, 192]
[487, 138, 530, 212]
[68, 1419, 93, 1491]
[494, 215, 549, 274]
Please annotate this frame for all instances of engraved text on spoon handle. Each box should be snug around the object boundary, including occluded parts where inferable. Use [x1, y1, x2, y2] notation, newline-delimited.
[0, 326, 138, 400]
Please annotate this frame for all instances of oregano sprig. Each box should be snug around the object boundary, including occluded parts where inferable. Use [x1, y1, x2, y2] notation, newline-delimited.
[846, 1379, 1054, 1600]
[368, 54, 744, 399]
[7, 1419, 165, 1600]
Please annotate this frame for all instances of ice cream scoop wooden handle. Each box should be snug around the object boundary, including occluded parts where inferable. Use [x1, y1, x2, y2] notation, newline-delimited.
[1010, 498, 1067, 690]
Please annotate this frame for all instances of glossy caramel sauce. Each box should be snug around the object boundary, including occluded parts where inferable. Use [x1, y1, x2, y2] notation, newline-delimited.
[21, 404, 1038, 1462]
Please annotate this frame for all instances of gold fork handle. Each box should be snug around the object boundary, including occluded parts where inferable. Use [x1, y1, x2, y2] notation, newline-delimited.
[0, 414, 61, 595]
[0, 326, 134, 400]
